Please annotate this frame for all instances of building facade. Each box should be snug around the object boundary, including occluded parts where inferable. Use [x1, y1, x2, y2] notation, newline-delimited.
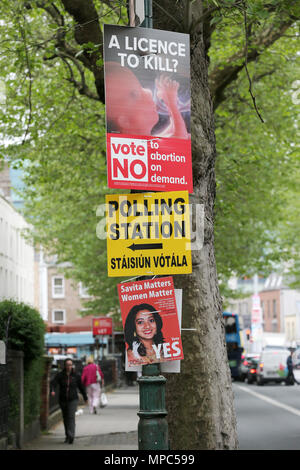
[37, 252, 91, 325]
[227, 273, 300, 346]
[260, 289, 282, 333]
[0, 164, 111, 359]
[0, 163, 10, 200]
[0, 194, 34, 305]
[281, 289, 300, 344]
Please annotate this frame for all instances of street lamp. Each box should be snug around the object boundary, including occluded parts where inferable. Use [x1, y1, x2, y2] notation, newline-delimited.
[129, 0, 169, 451]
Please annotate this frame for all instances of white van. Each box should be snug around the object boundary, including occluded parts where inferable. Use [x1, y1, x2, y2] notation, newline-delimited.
[51, 354, 73, 367]
[256, 349, 290, 385]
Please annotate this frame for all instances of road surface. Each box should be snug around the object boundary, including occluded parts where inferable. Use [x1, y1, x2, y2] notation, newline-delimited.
[233, 378, 300, 450]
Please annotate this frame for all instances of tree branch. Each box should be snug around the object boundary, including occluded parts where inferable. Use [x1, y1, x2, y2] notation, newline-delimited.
[34, 0, 106, 102]
[36, 1, 65, 26]
[252, 69, 276, 82]
[191, 4, 220, 34]
[47, 87, 76, 131]
[59, 54, 99, 101]
[60, 0, 105, 102]
[18, 15, 33, 145]
[243, 2, 264, 123]
[152, 1, 183, 29]
[209, 18, 295, 109]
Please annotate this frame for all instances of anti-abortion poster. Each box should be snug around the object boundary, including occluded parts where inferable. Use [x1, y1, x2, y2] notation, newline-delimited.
[103, 24, 193, 193]
[118, 277, 184, 367]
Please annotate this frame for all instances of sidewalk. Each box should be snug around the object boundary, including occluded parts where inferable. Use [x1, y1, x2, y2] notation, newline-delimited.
[22, 386, 139, 450]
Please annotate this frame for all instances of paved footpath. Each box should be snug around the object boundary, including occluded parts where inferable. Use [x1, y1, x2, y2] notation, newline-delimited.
[22, 386, 139, 451]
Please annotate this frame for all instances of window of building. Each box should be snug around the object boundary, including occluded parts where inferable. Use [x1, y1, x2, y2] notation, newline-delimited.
[79, 282, 90, 298]
[273, 299, 277, 318]
[52, 276, 65, 298]
[52, 310, 66, 324]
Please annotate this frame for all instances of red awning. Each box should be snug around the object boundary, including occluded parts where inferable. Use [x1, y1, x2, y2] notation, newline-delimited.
[45, 321, 61, 333]
[45, 315, 116, 333]
[57, 315, 94, 333]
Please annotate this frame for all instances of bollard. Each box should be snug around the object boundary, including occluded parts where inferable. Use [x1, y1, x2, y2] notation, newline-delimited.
[137, 363, 169, 450]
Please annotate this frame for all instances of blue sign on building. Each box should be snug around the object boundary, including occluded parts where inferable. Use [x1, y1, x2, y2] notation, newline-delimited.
[45, 332, 108, 358]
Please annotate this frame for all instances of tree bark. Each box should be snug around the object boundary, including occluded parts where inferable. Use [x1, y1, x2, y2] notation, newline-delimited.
[155, 0, 238, 449]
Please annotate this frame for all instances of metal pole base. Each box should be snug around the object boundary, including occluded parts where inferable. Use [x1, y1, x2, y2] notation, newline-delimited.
[137, 363, 169, 450]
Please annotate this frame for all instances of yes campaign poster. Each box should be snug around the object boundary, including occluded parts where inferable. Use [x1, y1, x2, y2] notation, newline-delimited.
[103, 24, 193, 193]
[125, 289, 183, 373]
[118, 276, 184, 367]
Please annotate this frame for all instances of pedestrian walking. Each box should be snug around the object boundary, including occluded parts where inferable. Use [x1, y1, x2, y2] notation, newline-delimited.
[51, 358, 88, 444]
[286, 351, 298, 385]
[81, 356, 104, 414]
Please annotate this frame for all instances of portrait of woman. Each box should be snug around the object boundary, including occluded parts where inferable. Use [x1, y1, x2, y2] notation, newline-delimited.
[124, 303, 165, 365]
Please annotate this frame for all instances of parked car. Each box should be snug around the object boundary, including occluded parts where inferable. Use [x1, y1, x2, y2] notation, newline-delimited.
[246, 357, 259, 384]
[256, 349, 290, 385]
[240, 353, 260, 381]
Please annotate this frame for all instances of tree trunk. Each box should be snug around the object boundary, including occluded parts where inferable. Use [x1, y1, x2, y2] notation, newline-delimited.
[155, 1, 239, 449]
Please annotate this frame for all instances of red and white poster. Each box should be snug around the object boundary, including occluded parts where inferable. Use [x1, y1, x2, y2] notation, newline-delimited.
[251, 294, 262, 324]
[92, 317, 113, 336]
[104, 24, 193, 193]
[117, 276, 184, 366]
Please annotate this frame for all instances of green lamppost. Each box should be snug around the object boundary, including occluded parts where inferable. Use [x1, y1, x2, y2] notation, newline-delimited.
[137, 363, 169, 450]
[141, 0, 153, 28]
[134, 0, 169, 451]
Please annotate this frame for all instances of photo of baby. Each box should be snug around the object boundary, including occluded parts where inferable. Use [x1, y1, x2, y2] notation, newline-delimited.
[105, 62, 191, 140]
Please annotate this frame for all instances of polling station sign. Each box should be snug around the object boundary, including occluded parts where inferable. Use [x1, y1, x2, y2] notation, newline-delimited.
[106, 191, 192, 277]
[118, 276, 184, 366]
[103, 24, 193, 193]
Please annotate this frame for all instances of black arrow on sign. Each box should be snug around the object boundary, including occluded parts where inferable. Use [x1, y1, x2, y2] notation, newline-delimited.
[128, 243, 163, 251]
